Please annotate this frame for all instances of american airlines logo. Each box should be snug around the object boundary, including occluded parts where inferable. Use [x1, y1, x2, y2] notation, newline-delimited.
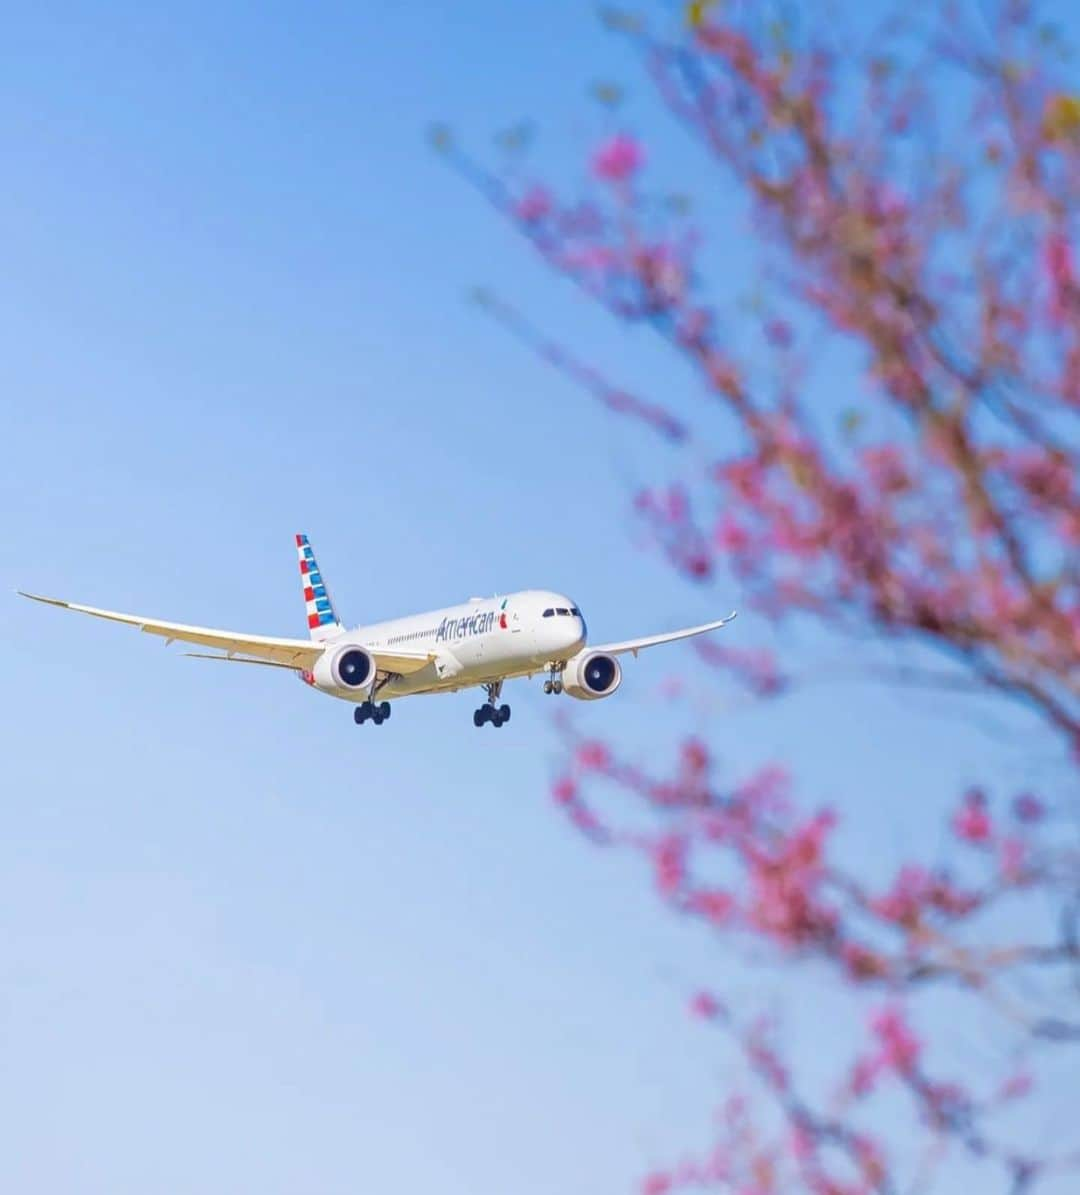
[436, 609, 498, 643]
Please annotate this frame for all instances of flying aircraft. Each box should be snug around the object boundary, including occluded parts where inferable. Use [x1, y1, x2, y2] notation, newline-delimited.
[18, 535, 737, 728]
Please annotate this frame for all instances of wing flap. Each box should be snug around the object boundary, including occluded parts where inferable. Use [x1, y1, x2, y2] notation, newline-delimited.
[371, 649, 434, 676]
[591, 611, 737, 658]
[183, 652, 303, 670]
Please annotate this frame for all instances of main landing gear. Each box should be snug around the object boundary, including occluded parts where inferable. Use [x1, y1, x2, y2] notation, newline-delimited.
[355, 700, 391, 726]
[474, 681, 511, 729]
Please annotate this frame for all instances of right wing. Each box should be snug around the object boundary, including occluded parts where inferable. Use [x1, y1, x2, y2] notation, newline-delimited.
[590, 611, 737, 658]
[17, 592, 433, 675]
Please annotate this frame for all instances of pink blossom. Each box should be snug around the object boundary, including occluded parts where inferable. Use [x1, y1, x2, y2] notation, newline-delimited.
[849, 1054, 883, 1097]
[714, 514, 752, 553]
[1044, 231, 1076, 324]
[851, 1135, 886, 1184]
[687, 888, 736, 925]
[575, 740, 611, 771]
[552, 776, 577, 805]
[654, 834, 687, 897]
[841, 941, 889, 980]
[642, 1172, 672, 1195]
[790, 1123, 815, 1161]
[680, 737, 710, 775]
[592, 132, 645, 182]
[765, 318, 794, 347]
[871, 865, 930, 926]
[1012, 792, 1045, 823]
[689, 989, 722, 1020]
[747, 1024, 790, 1091]
[870, 1005, 920, 1074]
[515, 184, 552, 223]
[861, 445, 911, 495]
[952, 788, 993, 843]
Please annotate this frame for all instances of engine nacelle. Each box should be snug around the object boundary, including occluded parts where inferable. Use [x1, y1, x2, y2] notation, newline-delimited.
[562, 650, 622, 701]
[311, 644, 377, 693]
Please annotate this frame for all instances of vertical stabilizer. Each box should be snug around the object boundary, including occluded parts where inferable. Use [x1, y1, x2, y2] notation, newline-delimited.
[295, 534, 345, 641]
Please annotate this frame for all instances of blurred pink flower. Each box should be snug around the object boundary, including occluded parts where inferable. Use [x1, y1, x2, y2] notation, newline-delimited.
[592, 133, 645, 182]
[870, 1005, 920, 1074]
[552, 776, 577, 805]
[575, 740, 611, 771]
[952, 788, 993, 843]
[654, 834, 688, 897]
[1012, 792, 1045, 823]
[689, 990, 722, 1020]
[687, 888, 736, 925]
[681, 737, 710, 775]
[515, 184, 552, 223]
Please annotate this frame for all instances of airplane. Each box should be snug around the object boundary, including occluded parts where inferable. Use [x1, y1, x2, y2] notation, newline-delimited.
[18, 535, 737, 728]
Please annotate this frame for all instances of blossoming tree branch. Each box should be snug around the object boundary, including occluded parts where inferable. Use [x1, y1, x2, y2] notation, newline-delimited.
[436, 2, 1079, 1192]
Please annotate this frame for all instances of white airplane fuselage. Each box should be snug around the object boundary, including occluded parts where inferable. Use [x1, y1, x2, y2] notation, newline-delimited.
[314, 589, 586, 701]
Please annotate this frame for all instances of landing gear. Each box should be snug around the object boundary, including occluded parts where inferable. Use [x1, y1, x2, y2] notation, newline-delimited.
[354, 700, 391, 726]
[474, 682, 511, 728]
[542, 665, 564, 695]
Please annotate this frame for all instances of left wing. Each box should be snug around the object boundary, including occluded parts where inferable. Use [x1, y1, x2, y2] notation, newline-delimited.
[590, 611, 737, 658]
[17, 592, 433, 675]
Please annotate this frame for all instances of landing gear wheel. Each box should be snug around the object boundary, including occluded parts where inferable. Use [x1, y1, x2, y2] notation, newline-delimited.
[498, 704, 511, 723]
[543, 680, 553, 695]
[552, 681, 564, 695]
[355, 700, 388, 726]
[473, 708, 486, 728]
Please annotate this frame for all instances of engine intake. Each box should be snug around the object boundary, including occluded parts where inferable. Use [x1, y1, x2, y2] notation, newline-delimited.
[563, 650, 622, 701]
[312, 645, 376, 691]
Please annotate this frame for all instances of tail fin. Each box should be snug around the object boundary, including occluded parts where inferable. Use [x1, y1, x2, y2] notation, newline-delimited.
[295, 534, 345, 641]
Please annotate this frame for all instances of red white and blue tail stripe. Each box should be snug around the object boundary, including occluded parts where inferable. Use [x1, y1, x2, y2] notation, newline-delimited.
[296, 534, 344, 641]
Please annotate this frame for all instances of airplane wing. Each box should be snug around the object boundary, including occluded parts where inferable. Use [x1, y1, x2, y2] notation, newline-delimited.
[590, 611, 737, 658]
[16, 592, 433, 676]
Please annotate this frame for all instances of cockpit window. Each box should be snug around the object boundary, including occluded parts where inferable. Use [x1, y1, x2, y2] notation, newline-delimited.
[543, 608, 554, 617]
[570, 607, 580, 616]
[556, 607, 570, 615]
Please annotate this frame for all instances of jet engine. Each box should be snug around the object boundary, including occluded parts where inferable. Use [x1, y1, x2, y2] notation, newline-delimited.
[311, 644, 377, 692]
[562, 650, 622, 700]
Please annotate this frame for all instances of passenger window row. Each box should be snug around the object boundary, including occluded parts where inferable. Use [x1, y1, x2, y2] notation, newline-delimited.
[386, 628, 436, 646]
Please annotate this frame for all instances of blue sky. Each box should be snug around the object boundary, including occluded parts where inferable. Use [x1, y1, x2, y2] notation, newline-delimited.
[2, 3, 1075, 1192]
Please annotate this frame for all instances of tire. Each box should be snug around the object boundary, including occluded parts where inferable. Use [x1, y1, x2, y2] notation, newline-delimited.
[553, 681, 564, 695]
[354, 706, 366, 725]
[492, 711, 504, 727]
[380, 701, 391, 720]
[473, 709, 484, 728]
[499, 704, 511, 723]
[372, 711, 384, 725]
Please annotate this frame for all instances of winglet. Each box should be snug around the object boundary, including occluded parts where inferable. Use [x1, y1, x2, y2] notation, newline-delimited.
[17, 590, 71, 609]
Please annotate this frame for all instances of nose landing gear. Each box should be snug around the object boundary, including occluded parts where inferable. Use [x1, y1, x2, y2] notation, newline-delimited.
[474, 681, 511, 728]
[354, 700, 391, 726]
[542, 664, 564, 695]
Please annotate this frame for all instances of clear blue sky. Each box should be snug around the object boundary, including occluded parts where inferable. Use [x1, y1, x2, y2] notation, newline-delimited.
[2, 3, 1074, 1192]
